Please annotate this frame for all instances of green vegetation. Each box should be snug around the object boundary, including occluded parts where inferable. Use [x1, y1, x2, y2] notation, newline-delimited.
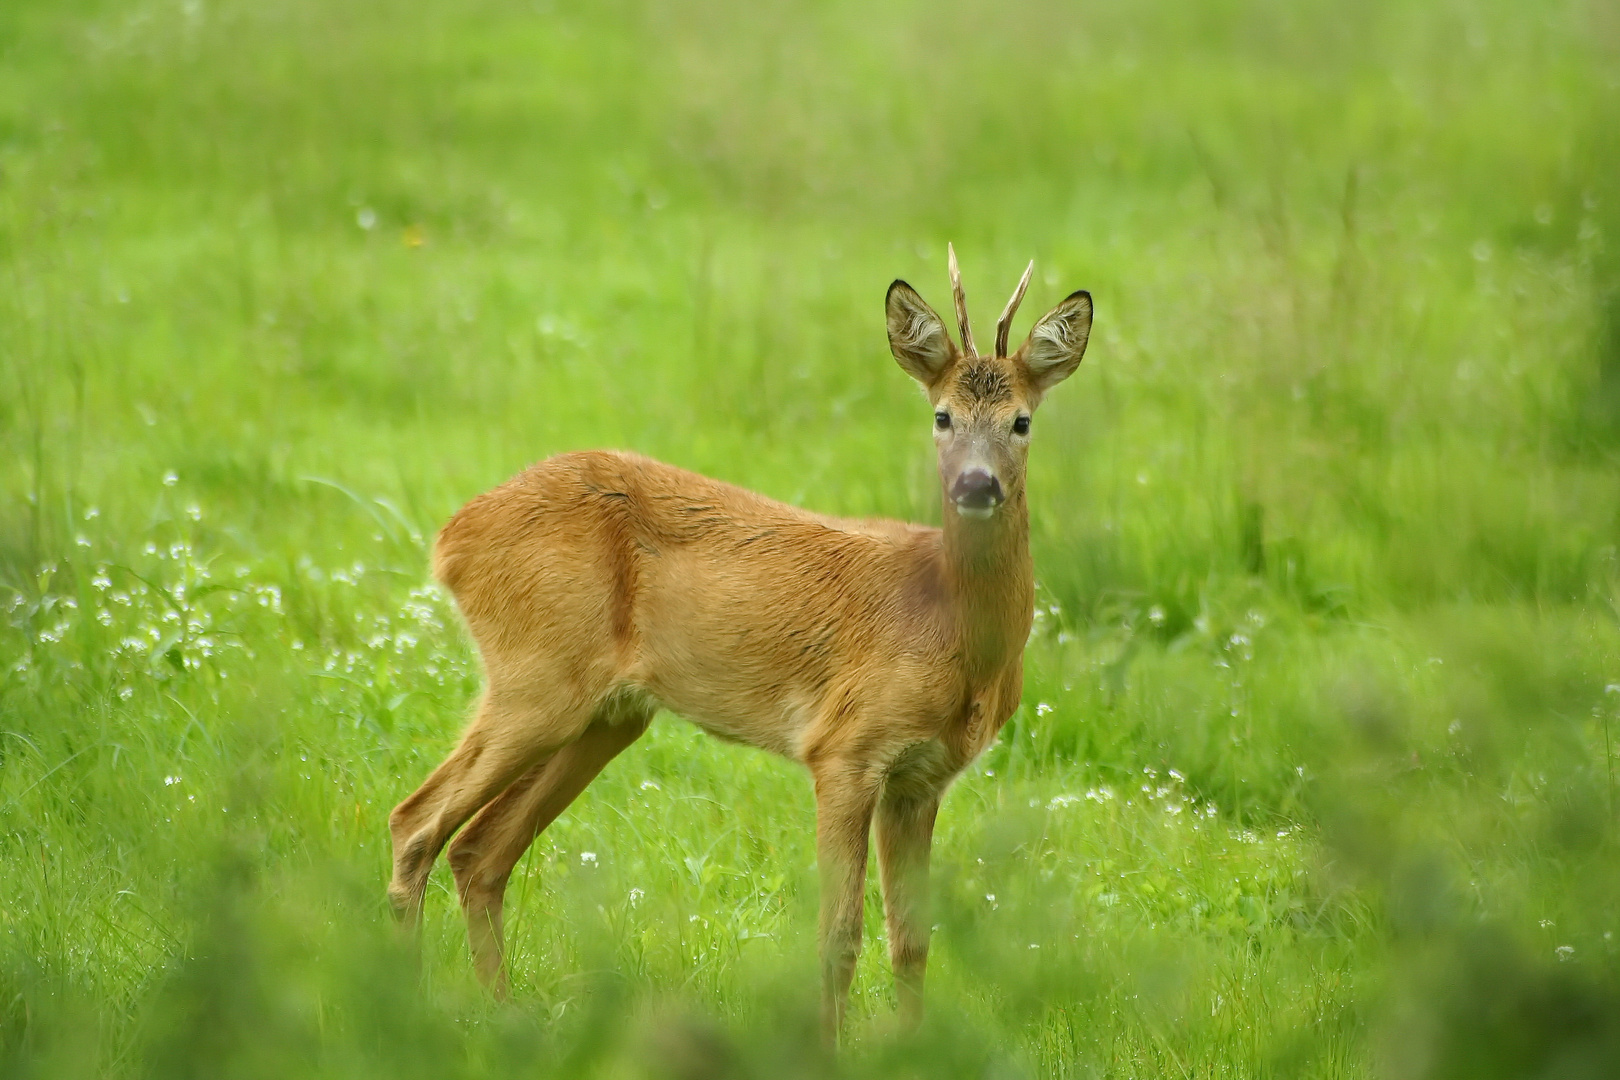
[4, 0, 1620, 1075]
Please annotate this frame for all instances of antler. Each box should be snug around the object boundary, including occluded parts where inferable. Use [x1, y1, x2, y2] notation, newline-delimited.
[947, 243, 976, 357]
[995, 260, 1035, 358]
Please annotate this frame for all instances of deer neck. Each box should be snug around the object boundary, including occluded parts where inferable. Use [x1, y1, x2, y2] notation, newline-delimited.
[940, 489, 1033, 680]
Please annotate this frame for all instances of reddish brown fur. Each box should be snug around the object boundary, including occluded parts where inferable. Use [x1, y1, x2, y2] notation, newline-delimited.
[387, 257, 1093, 1041]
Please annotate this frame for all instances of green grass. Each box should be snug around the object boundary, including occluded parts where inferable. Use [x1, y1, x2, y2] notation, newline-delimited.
[5, 0, 1620, 1076]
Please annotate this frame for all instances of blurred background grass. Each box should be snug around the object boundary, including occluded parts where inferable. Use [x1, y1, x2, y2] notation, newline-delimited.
[4, 0, 1620, 1076]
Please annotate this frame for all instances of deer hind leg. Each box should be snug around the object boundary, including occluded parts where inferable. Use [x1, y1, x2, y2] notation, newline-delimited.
[875, 785, 940, 1030]
[446, 707, 651, 994]
[387, 684, 597, 927]
[811, 760, 884, 1045]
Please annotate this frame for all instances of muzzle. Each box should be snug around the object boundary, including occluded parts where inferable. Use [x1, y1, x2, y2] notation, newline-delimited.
[951, 467, 1004, 519]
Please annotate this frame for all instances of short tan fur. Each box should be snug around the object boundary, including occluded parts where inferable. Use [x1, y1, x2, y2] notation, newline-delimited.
[387, 248, 1093, 1040]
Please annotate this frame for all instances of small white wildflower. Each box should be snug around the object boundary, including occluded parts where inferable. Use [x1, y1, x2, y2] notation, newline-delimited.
[164, 775, 181, 786]
[580, 851, 597, 866]
[640, 779, 660, 791]
[1556, 946, 1574, 962]
[1035, 701, 1053, 717]
[628, 888, 644, 906]
[162, 471, 178, 487]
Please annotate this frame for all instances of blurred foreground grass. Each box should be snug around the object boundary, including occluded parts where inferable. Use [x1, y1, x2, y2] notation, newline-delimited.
[5, 0, 1620, 1076]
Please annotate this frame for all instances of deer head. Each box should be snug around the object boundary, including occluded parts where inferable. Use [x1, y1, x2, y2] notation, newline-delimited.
[885, 245, 1093, 520]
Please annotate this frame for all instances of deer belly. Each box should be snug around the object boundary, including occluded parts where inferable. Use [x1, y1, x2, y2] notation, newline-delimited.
[633, 591, 831, 758]
[658, 688, 808, 759]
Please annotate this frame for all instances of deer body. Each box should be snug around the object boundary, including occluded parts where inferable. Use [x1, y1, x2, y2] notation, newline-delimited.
[436, 450, 1028, 766]
[388, 249, 1092, 1039]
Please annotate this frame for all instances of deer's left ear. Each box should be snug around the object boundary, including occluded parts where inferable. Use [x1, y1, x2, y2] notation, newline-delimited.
[1019, 290, 1092, 393]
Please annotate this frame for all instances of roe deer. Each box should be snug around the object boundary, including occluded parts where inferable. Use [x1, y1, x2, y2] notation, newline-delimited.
[387, 246, 1093, 1039]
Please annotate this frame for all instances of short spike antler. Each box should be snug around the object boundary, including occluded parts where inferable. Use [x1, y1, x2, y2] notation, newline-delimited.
[995, 260, 1035, 358]
[947, 243, 976, 356]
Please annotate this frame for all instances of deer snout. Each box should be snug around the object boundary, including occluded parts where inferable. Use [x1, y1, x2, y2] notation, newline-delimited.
[951, 467, 1003, 519]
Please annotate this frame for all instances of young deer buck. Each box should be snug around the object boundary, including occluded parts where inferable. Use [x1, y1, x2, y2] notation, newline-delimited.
[387, 247, 1092, 1039]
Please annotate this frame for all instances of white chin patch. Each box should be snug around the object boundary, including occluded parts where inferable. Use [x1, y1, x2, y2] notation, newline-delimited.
[954, 503, 997, 520]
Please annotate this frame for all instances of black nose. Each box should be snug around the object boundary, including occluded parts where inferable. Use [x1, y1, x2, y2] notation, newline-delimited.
[951, 468, 1003, 510]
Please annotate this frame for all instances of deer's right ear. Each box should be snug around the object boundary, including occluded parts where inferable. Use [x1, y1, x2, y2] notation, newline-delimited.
[886, 280, 956, 387]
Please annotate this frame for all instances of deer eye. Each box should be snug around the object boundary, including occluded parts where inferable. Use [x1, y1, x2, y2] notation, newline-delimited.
[934, 411, 951, 430]
[1012, 415, 1031, 436]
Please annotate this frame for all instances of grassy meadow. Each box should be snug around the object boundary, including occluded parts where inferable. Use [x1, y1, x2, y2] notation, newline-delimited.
[5, 0, 1620, 1075]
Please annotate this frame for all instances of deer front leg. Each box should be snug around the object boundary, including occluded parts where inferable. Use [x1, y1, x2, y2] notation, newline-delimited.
[812, 763, 882, 1045]
[875, 788, 939, 1030]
